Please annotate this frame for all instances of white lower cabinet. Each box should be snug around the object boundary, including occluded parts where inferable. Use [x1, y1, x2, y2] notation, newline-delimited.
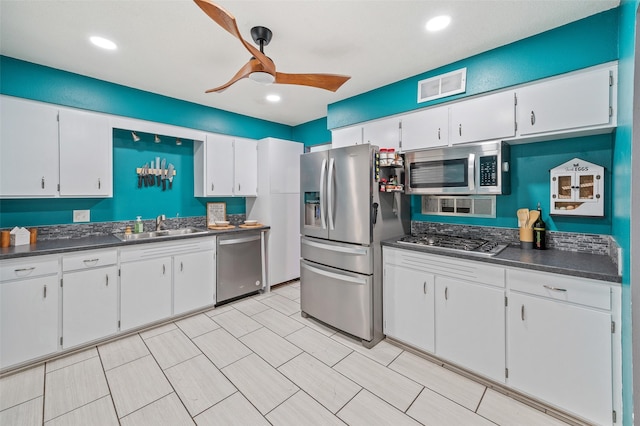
[0, 256, 60, 369]
[120, 256, 173, 331]
[174, 250, 216, 315]
[435, 276, 506, 383]
[61, 249, 119, 348]
[383, 247, 620, 425]
[119, 237, 216, 331]
[383, 264, 435, 353]
[507, 269, 617, 425]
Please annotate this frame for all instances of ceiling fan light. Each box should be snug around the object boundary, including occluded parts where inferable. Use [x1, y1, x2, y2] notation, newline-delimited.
[249, 71, 275, 84]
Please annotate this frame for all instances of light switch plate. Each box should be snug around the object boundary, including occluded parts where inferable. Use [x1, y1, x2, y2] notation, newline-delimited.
[73, 210, 90, 223]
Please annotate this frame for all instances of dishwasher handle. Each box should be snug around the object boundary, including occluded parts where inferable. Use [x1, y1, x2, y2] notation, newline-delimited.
[219, 235, 261, 245]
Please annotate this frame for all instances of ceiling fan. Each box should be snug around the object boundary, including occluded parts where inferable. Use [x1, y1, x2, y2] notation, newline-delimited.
[193, 0, 351, 93]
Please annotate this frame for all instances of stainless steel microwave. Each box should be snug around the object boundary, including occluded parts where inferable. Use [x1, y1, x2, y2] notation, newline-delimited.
[405, 141, 510, 195]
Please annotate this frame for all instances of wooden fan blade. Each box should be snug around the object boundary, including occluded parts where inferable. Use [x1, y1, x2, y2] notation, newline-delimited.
[205, 58, 273, 93]
[193, 0, 275, 74]
[274, 72, 350, 92]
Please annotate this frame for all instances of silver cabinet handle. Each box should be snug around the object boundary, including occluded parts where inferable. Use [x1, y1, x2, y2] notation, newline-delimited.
[444, 287, 448, 300]
[43, 285, 47, 298]
[423, 281, 427, 294]
[437, 128, 441, 140]
[162, 264, 166, 275]
[211, 183, 214, 191]
[106, 274, 109, 286]
[238, 184, 241, 191]
[543, 285, 567, 292]
[458, 124, 462, 136]
[180, 262, 184, 272]
[14, 267, 36, 273]
[41, 177, 45, 189]
[521, 304, 525, 321]
[83, 258, 99, 265]
[98, 178, 101, 189]
[530, 111, 536, 125]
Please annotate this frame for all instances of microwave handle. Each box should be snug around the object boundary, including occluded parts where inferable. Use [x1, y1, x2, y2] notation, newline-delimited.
[468, 153, 475, 192]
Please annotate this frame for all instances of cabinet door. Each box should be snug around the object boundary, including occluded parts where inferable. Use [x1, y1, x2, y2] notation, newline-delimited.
[58, 109, 112, 197]
[363, 117, 401, 150]
[174, 250, 215, 315]
[62, 266, 118, 348]
[205, 134, 234, 196]
[120, 257, 172, 331]
[401, 106, 449, 150]
[331, 126, 363, 148]
[0, 96, 59, 197]
[508, 292, 612, 425]
[449, 91, 516, 145]
[383, 264, 435, 353]
[0, 275, 59, 368]
[233, 138, 258, 196]
[435, 277, 505, 382]
[517, 67, 612, 136]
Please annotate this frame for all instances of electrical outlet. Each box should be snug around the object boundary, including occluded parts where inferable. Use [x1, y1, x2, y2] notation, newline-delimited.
[73, 210, 90, 223]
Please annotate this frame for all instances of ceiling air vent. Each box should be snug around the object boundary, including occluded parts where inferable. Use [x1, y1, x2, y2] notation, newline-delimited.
[417, 68, 467, 103]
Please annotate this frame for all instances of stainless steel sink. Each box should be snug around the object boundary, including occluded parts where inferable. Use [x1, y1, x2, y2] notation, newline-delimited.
[115, 227, 209, 242]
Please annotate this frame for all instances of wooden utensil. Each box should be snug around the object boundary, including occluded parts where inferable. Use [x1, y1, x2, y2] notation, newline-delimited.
[517, 208, 529, 228]
[528, 210, 540, 228]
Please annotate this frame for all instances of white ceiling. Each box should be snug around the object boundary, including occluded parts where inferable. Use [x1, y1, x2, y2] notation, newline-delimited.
[0, 0, 619, 126]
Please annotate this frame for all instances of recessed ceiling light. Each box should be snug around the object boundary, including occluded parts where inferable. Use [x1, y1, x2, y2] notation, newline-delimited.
[425, 15, 451, 32]
[266, 94, 281, 103]
[90, 36, 117, 50]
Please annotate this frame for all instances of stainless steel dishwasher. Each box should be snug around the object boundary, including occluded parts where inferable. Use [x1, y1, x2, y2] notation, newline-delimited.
[216, 231, 263, 304]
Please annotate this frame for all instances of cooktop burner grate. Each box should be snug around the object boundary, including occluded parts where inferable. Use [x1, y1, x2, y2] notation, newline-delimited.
[396, 234, 507, 256]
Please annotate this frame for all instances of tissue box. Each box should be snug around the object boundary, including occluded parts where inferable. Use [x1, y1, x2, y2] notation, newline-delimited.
[10, 227, 30, 246]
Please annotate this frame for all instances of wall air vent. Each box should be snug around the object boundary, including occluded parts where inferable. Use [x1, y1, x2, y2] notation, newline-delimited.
[417, 68, 467, 103]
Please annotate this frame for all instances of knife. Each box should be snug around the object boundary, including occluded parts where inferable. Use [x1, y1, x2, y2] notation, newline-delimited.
[156, 156, 162, 186]
[137, 166, 143, 188]
[143, 163, 149, 187]
[167, 163, 174, 189]
[149, 159, 155, 186]
[160, 158, 167, 191]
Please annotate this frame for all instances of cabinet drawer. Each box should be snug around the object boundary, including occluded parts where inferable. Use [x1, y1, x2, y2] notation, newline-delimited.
[384, 247, 505, 288]
[1, 256, 59, 281]
[119, 237, 216, 262]
[63, 249, 118, 272]
[507, 268, 611, 310]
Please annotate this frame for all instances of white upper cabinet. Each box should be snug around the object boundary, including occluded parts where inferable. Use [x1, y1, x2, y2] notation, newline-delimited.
[449, 90, 516, 145]
[0, 95, 113, 199]
[194, 133, 258, 197]
[362, 117, 401, 151]
[401, 105, 449, 151]
[0, 96, 60, 197]
[233, 137, 258, 197]
[516, 66, 615, 137]
[331, 125, 363, 148]
[58, 108, 113, 197]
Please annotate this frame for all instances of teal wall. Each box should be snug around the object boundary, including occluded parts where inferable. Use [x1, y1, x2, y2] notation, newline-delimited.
[613, 1, 638, 424]
[327, 9, 619, 129]
[0, 57, 294, 227]
[292, 117, 332, 147]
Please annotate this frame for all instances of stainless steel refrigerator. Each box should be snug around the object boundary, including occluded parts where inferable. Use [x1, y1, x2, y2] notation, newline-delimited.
[300, 143, 410, 348]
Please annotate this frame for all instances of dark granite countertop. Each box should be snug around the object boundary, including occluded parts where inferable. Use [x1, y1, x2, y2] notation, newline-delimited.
[382, 239, 621, 284]
[0, 226, 269, 260]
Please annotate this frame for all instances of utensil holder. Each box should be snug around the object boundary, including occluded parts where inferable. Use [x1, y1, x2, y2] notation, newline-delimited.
[519, 227, 533, 249]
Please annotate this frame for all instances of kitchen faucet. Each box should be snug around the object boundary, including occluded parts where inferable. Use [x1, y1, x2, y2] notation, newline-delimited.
[156, 214, 166, 231]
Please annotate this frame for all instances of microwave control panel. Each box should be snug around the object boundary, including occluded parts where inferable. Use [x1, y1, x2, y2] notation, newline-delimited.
[479, 155, 498, 187]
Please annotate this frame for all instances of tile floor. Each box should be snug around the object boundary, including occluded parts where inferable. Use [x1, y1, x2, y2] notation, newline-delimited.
[0, 281, 574, 426]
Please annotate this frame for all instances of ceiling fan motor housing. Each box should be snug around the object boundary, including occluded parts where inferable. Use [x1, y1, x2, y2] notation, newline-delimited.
[250, 26, 272, 49]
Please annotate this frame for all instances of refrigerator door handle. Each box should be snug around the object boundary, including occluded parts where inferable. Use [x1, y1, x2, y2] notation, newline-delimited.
[301, 238, 369, 255]
[319, 158, 327, 229]
[301, 261, 367, 285]
[327, 157, 336, 230]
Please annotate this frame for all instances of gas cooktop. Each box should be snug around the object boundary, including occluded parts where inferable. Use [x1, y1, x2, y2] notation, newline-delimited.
[396, 234, 507, 257]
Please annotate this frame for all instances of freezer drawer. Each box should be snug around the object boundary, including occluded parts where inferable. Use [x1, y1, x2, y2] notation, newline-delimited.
[217, 232, 262, 303]
[301, 236, 372, 275]
[300, 259, 372, 341]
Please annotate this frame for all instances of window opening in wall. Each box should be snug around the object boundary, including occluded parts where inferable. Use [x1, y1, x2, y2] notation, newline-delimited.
[421, 195, 496, 218]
